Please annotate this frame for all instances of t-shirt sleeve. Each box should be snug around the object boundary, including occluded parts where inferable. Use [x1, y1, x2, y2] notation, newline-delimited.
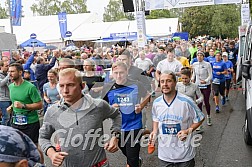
[230, 61, 234, 68]
[30, 85, 42, 103]
[223, 62, 227, 70]
[152, 103, 159, 122]
[148, 58, 153, 65]
[187, 99, 205, 123]
[177, 61, 183, 72]
[156, 61, 162, 72]
[43, 83, 48, 93]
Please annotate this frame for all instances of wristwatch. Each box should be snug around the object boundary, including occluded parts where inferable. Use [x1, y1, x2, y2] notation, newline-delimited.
[22, 103, 26, 109]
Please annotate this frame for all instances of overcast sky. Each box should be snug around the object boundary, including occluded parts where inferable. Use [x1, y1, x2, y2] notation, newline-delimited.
[1, 0, 110, 19]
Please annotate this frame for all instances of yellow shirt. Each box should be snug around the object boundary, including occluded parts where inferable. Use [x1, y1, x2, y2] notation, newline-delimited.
[178, 57, 190, 67]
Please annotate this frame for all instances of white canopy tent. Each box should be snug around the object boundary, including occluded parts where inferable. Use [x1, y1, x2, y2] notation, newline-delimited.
[0, 13, 101, 44]
[0, 13, 178, 44]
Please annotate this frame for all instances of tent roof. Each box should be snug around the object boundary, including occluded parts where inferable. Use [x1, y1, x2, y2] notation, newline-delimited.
[0, 13, 178, 44]
[101, 18, 179, 37]
[20, 38, 46, 48]
[0, 13, 101, 44]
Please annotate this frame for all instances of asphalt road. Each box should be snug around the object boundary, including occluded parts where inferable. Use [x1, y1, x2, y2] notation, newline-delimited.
[43, 88, 252, 167]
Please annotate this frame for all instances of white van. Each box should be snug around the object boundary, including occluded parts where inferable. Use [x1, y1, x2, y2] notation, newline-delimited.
[237, 24, 252, 145]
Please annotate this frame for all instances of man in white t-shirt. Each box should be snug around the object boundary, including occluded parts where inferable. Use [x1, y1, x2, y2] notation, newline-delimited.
[134, 51, 153, 72]
[155, 47, 183, 83]
[149, 70, 205, 167]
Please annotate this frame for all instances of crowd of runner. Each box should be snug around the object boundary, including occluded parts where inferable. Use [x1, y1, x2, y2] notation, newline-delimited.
[0, 37, 239, 167]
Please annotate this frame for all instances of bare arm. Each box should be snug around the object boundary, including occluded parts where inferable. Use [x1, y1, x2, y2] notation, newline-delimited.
[135, 93, 151, 114]
[149, 121, 159, 145]
[26, 101, 43, 110]
[155, 70, 161, 82]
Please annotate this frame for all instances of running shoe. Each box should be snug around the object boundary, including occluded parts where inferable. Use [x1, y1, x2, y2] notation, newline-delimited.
[35, 163, 46, 167]
[226, 96, 229, 101]
[233, 84, 237, 89]
[216, 105, 220, 113]
[221, 96, 226, 105]
[196, 126, 204, 133]
[207, 115, 212, 126]
[139, 157, 143, 167]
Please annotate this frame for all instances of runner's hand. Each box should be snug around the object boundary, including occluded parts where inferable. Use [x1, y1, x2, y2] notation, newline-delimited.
[49, 151, 68, 167]
[112, 103, 119, 109]
[7, 105, 13, 114]
[104, 136, 119, 153]
[149, 132, 157, 145]
[135, 104, 142, 114]
[14, 101, 24, 109]
[44, 97, 51, 104]
[177, 130, 188, 141]
[200, 80, 206, 84]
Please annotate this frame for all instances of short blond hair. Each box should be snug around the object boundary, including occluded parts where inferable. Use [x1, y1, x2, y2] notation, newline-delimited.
[59, 68, 82, 84]
[112, 61, 128, 71]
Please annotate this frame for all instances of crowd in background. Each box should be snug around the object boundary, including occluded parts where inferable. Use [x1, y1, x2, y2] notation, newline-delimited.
[0, 36, 240, 166]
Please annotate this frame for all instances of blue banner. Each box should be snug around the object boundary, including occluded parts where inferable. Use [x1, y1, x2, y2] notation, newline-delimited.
[58, 12, 67, 39]
[10, 0, 22, 26]
[110, 32, 137, 38]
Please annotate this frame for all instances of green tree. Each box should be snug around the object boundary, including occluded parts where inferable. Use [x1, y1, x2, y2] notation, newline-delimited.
[211, 4, 240, 38]
[181, 4, 240, 38]
[249, 0, 252, 16]
[181, 6, 214, 37]
[30, 0, 88, 16]
[103, 0, 134, 22]
[0, 3, 8, 19]
[146, 9, 172, 19]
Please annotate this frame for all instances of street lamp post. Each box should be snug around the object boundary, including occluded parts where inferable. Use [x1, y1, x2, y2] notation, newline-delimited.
[8, 0, 14, 34]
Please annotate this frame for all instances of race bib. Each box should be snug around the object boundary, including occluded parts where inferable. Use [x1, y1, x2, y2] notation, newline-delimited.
[114, 93, 133, 107]
[13, 115, 28, 125]
[198, 85, 207, 89]
[212, 78, 220, 85]
[162, 123, 181, 135]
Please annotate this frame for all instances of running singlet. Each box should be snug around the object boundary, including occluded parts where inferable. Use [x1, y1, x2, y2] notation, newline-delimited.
[104, 79, 147, 131]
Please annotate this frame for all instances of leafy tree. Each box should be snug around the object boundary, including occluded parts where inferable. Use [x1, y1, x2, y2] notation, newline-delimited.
[146, 9, 172, 19]
[181, 4, 240, 38]
[181, 6, 214, 37]
[103, 0, 134, 22]
[211, 4, 240, 38]
[61, 0, 88, 14]
[30, 0, 88, 16]
[249, 0, 252, 16]
[0, 2, 8, 19]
